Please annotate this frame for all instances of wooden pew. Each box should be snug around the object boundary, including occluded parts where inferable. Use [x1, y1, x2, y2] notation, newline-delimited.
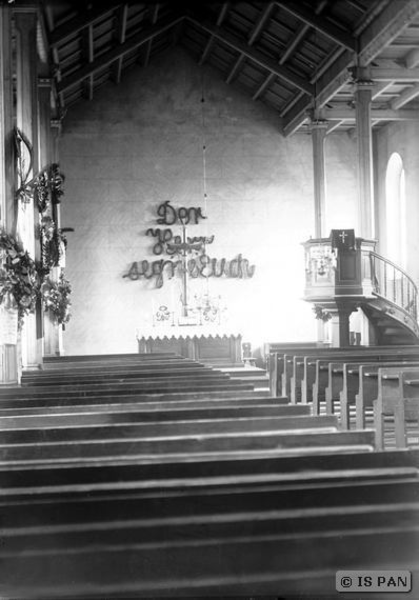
[0, 423, 375, 463]
[1, 378, 257, 399]
[2, 353, 418, 597]
[321, 358, 419, 411]
[20, 363, 230, 386]
[266, 344, 324, 395]
[3, 447, 418, 495]
[374, 366, 419, 450]
[290, 346, 419, 407]
[0, 399, 307, 427]
[1, 449, 418, 597]
[336, 360, 419, 430]
[42, 352, 180, 365]
[0, 391, 275, 413]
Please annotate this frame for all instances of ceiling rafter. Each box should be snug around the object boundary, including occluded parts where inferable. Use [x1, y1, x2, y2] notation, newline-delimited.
[268, 1, 329, 119]
[57, 14, 185, 94]
[49, 4, 122, 48]
[283, 0, 419, 136]
[323, 107, 419, 120]
[252, 72, 275, 100]
[405, 47, 419, 68]
[113, 4, 129, 83]
[371, 81, 394, 100]
[275, 0, 356, 51]
[144, 3, 160, 67]
[391, 83, 419, 109]
[187, 15, 314, 96]
[226, 55, 245, 84]
[199, 3, 230, 66]
[225, 3, 275, 84]
[371, 67, 419, 81]
[326, 119, 346, 134]
[248, 2, 275, 45]
[82, 24, 94, 100]
[357, 0, 419, 64]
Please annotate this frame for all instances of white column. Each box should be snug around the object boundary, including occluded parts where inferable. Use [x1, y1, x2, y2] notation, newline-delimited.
[354, 67, 375, 239]
[310, 112, 329, 344]
[310, 114, 328, 238]
[0, 4, 19, 384]
[39, 79, 63, 357]
[15, 6, 43, 370]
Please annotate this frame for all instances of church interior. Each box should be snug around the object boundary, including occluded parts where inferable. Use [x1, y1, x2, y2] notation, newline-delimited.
[1, 0, 419, 597]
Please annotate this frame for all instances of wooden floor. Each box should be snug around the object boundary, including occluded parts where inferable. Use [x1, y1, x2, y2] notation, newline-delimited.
[1, 352, 418, 599]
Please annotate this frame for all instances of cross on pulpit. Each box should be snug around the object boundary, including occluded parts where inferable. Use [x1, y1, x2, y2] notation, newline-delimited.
[339, 230, 348, 244]
[330, 229, 355, 251]
[167, 224, 204, 317]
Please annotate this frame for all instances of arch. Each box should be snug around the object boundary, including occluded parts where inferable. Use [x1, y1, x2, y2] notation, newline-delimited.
[385, 152, 407, 268]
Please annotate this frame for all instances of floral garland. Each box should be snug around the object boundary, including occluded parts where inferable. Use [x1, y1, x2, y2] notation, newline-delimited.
[0, 230, 41, 327]
[14, 127, 66, 211]
[14, 128, 34, 205]
[41, 272, 72, 327]
[3, 130, 72, 331]
[313, 304, 332, 322]
[40, 216, 67, 269]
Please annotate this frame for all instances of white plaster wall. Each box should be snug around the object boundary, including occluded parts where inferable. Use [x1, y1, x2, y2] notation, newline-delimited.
[59, 48, 358, 355]
[374, 121, 419, 286]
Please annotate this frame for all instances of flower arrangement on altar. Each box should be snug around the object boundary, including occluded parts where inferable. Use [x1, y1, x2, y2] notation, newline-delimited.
[194, 292, 225, 325]
[0, 230, 41, 326]
[41, 272, 72, 327]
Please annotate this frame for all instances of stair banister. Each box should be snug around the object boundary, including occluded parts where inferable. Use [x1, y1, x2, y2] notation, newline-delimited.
[369, 252, 418, 322]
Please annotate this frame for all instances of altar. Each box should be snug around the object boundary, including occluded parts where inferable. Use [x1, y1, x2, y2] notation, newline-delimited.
[137, 325, 243, 365]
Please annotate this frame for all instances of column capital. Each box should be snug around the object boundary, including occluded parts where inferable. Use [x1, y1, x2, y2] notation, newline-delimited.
[349, 66, 374, 87]
[309, 118, 329, 132]
[38, 77, 53, 88]
[308, 108, 328, 131]
[12, 2, 39, 16]
[50, 119, 62, 135]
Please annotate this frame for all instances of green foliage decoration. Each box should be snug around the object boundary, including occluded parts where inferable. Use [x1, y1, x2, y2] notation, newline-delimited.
[313, 304, 332, 322]
[41, 272, 72, 327]
[0, 230, 41, 327]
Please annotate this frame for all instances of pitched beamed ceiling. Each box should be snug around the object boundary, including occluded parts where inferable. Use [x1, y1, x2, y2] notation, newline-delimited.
[40, 0, 419, 135]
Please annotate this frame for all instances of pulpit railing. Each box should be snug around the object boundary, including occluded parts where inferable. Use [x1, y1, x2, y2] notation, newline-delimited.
[370, 252, 418, 322]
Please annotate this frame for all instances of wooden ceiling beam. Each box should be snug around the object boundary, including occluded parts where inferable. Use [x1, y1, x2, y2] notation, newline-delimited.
[255, 1, 328, 111]
[225, 3, 274, 84]
[49, 4, 122, 48]
[371, 80, 394, 100]
[405, 47, 419, 68]
[323, 107, 419, 120]
[188, 16, 314, 95]
[144, 3, 160, 67]
[357, 0, 419, 64]
[248, 2, 275, 45]
[253, 72, 275, 100]
[83, 24, 94, 100]
[326, 119, 346, 134]
[279, 89, 304, 118]
[57, 14, 184, 94]
[371, 67, 419, 81]
[113, 4, 129, 83]
[226, 55, 245, 84]
[391, 83, 419, 109]
[283, 0, 419, 136]
[275, 0, 356, 51]
[199, 3, 230, 66]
